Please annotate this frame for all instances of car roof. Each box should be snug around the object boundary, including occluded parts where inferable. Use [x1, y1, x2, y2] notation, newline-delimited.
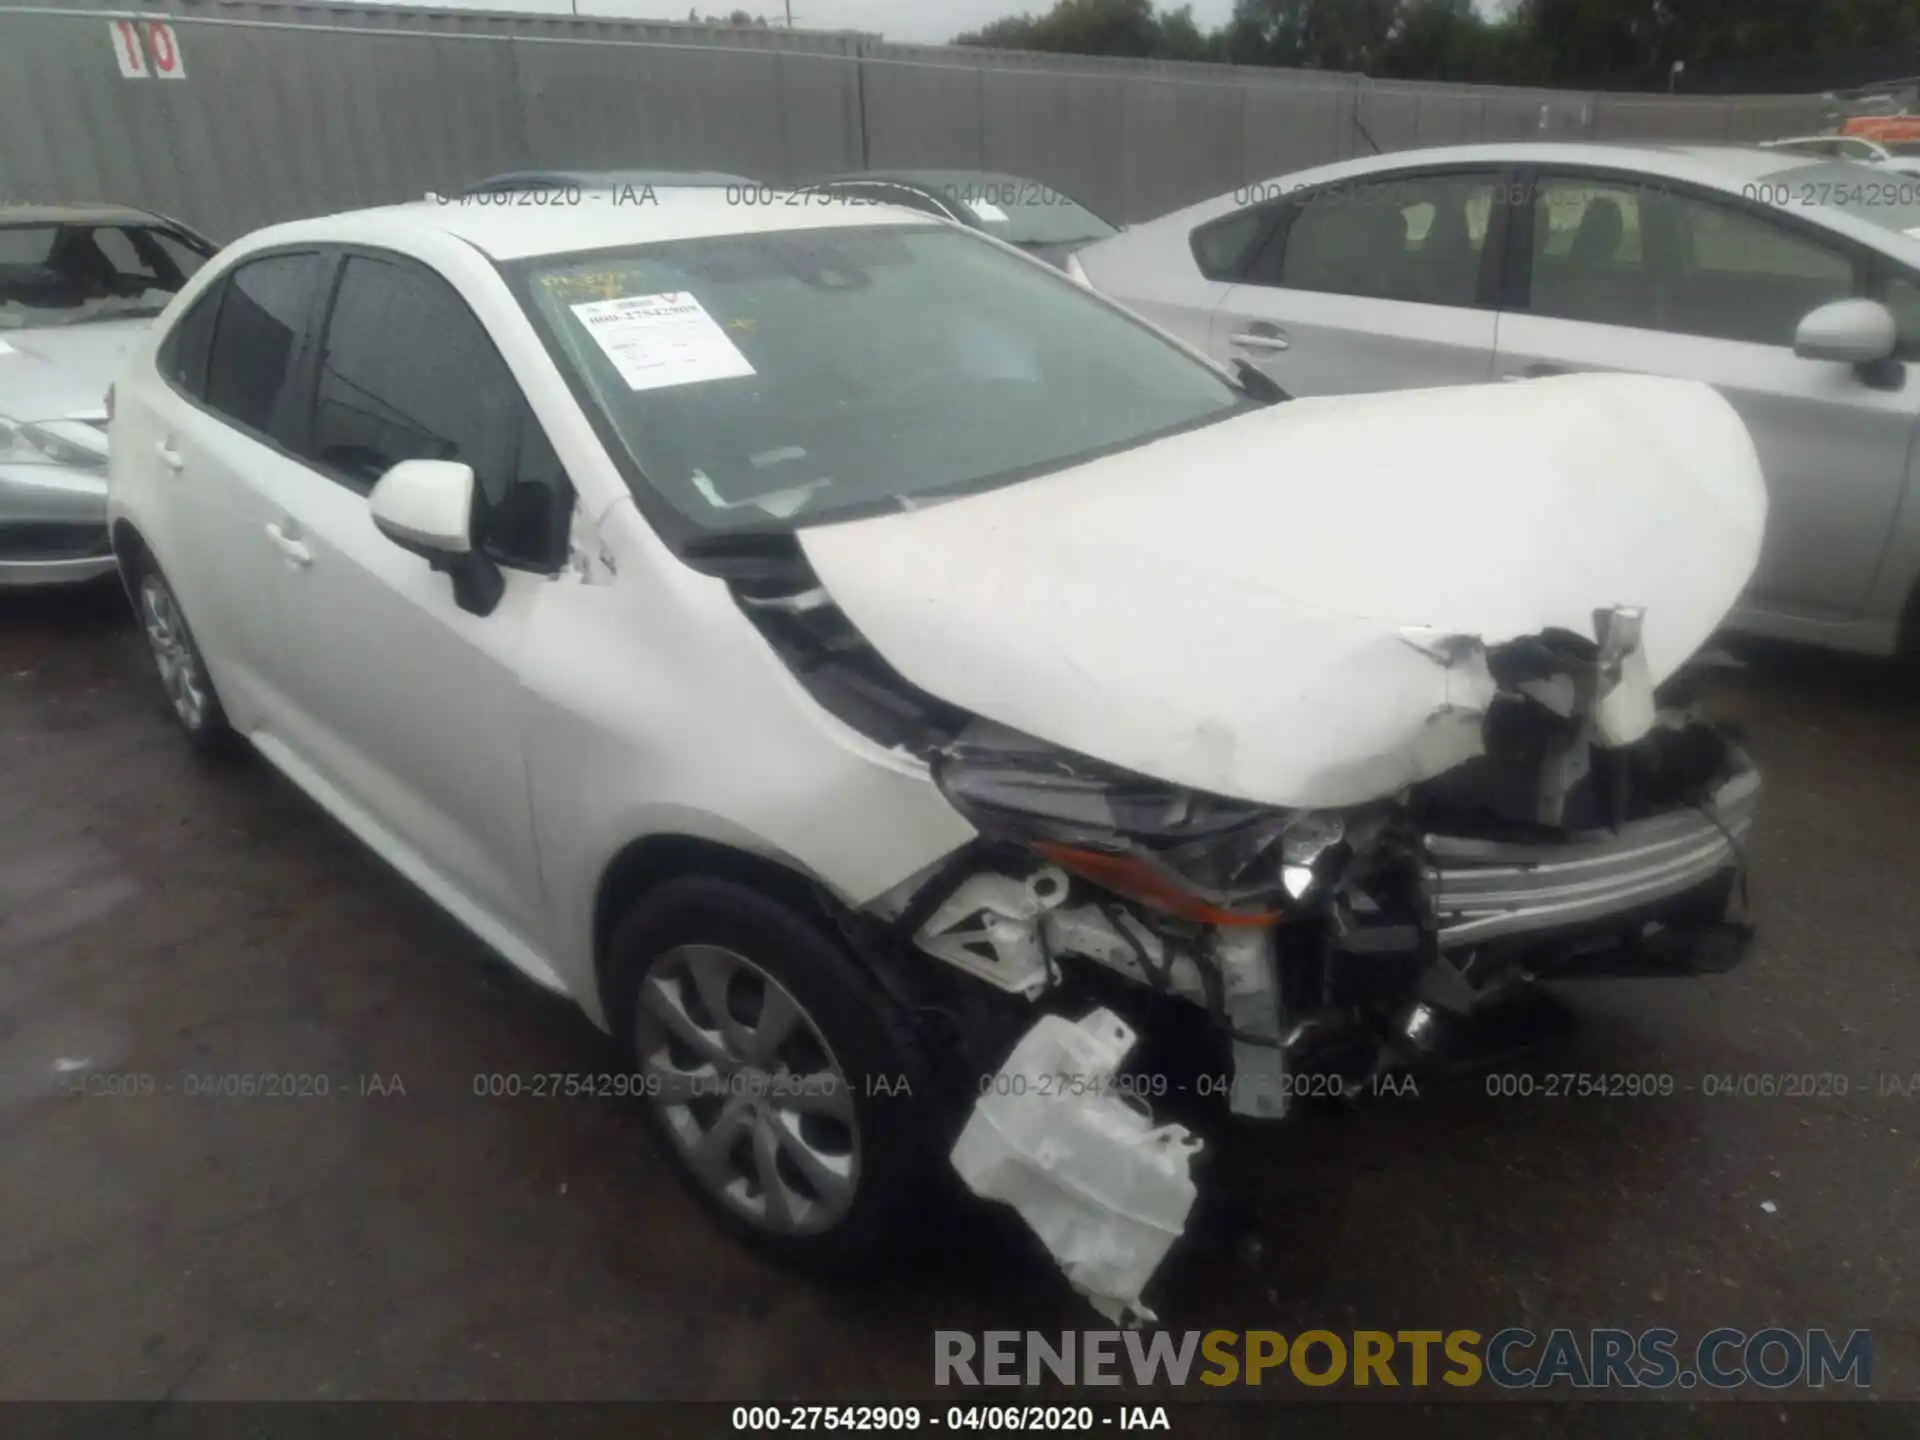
[464, 168, 756, 193]
[1204, 142, 1812, 190]
[236, 188, 928, 263]
[1176, 141, 1872, 217]
[0, 203, 167, 227]
[829, 168, 1062, 193]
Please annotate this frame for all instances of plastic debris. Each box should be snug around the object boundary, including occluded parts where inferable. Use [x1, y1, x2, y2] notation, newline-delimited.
[951, 1008, 1200, 1325]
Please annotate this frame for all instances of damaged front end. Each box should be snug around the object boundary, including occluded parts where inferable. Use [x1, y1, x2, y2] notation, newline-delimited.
[911, 604, 1754, 1081]
[894, 610, 1756, 1320]
[700, 534, 1757, 1320]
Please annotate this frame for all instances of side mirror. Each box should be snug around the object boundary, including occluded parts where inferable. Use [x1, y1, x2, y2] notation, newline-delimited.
[1793, 298, 1897, 365]
[370, 458, 475, 555]
[368, 459, 504, 616]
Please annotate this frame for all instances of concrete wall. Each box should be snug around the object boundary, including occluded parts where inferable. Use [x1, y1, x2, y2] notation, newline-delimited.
[0, 0, 1832, 240]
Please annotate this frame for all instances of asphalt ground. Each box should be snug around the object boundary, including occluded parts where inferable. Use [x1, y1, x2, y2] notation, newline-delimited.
[0, 580, 1913, 1437]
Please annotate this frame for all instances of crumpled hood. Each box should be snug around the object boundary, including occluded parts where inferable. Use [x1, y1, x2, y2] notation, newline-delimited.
[797, 373, 1767, 809]
[0, 320, 152, 420]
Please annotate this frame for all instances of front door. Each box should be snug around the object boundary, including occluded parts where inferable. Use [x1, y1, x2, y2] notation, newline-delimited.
[1495, 172, 1919, 620]
[240, 250, 575, 948]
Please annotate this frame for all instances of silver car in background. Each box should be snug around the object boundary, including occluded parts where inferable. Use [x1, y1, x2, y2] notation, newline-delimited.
[1074, 144, 1920, 657]
[1, 204, 214, 586]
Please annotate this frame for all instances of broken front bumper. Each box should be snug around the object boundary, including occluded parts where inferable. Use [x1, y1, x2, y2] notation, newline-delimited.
[1420, 759, 1759, 955]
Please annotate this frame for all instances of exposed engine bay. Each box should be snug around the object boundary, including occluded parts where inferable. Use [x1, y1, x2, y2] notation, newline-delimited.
[698, 524, 1759, 1321]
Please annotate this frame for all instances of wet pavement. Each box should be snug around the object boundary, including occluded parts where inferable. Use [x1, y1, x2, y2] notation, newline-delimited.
[0, 580, 1915, 1422]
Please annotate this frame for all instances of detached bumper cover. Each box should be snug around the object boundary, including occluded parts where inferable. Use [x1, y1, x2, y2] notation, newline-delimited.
[1421, 760, 1760, 951]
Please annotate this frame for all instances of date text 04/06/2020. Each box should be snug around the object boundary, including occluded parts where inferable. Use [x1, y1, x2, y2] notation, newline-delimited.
[731, 1407, 1172, 1432]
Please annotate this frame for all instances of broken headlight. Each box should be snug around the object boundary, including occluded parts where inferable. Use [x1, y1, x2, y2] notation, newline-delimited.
[933, 721, 1352, 925]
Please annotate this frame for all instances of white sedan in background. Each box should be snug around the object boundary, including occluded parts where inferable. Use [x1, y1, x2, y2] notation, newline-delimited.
[1073, 143, 1920, 657]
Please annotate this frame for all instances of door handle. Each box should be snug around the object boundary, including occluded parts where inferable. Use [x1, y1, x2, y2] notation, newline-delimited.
[155, 440, 185, 472]
[1229, 329, 1291, 352]
[1504, 363, 1571, 381]
[264, 522, 312, 567]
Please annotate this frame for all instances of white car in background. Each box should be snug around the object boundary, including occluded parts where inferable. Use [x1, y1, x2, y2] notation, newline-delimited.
[109, 191, 1764, 1316]
[1, 204, 214, 585]
[1762, 134, 1920, 174]
[1072, 143, 1920, 657]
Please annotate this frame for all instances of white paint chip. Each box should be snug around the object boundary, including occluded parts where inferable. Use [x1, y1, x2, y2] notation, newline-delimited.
[1760, 1199, 1779, 1214]
[570, 291, 755, 393]
[52, 1057, 92, 1073]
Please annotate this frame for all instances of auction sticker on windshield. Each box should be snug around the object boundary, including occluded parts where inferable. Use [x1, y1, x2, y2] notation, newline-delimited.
[569, 291, 755, 392]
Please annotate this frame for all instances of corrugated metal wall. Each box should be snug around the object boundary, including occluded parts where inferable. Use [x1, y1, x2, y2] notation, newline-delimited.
[0, 0, 1833, 240]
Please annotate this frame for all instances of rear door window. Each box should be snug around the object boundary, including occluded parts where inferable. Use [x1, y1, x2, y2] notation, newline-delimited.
[157, 280, 224, 397]
[202, 252, 326, 442]
[1260, 171, 1499, 307]
[1190, 204, 1281, 281]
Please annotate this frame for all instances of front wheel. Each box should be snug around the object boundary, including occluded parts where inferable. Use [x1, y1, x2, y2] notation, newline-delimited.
[610, 876, 942, 1276]
[135, 563, 234, 753]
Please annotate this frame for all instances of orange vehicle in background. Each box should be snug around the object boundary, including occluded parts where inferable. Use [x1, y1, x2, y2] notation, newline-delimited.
[1842, 115, 1920, 142]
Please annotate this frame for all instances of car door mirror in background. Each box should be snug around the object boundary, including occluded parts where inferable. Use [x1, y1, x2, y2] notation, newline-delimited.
[1793, 298, 1897, 365]
[368, 459, 505, 616]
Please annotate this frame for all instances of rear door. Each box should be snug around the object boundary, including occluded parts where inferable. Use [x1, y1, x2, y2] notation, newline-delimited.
[1208, 167, 1508, 396]
[1495, 170, 1918, 620]
[248, 248, 573, 945]
[139, 249, 331, 733]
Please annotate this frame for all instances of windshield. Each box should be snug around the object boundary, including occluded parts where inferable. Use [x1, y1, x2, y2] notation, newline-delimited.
[1753, 161, 1920, 235]
[935, 178, 1118, 246]
[511, 224, 1245, 533]
[0, 221, 209, 329]
[864, 174, 1117, 246]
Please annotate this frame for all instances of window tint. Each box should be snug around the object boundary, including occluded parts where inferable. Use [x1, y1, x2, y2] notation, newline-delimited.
[1883, 274, 1920, 357]
[1191, 205, 1275, 281]
[1526, 176, 1859, 345]
[204, 253, 322, 439]
[158, 280, 223, 397]
[308, 254, 567, 569]
[1526, 179, 1653, 328]
[1272, 172, 1496, 307]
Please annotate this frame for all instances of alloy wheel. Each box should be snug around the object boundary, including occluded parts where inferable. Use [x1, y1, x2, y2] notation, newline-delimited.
[635, 943, 860, 1235]
[139, 573, 209, 732]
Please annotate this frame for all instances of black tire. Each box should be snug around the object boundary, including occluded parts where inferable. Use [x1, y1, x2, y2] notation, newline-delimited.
[132, 559, 235, 755]
[608, 876, 942, 1277]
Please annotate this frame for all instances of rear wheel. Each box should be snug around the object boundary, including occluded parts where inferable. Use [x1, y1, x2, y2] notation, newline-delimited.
[610, 876, 940, 1275]
[135, 563, 234, 753]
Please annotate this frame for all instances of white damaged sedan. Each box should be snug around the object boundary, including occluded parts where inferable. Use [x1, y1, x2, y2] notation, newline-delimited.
[108, 191, 1764, 1316]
